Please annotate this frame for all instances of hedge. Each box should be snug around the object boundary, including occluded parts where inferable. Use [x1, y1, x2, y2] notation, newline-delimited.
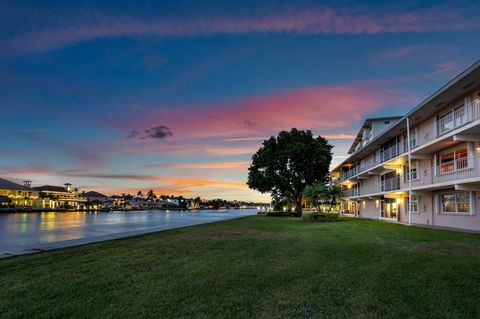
[301, 212, 339, 223]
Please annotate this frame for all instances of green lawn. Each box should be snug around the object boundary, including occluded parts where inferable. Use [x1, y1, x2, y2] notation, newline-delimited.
[2, 216, 480, 318]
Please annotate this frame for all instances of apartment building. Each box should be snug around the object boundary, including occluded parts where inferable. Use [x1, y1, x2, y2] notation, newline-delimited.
[331, 60, 480, 231]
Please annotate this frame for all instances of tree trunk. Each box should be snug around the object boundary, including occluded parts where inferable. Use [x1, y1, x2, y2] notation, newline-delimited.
[295, 200, 303, 216]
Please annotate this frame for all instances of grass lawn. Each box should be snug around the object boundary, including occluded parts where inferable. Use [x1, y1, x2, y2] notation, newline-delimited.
[2, 216, 480, 318]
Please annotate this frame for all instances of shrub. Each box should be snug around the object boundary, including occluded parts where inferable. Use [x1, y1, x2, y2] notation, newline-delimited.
[302, 212, 339, 223]
[266, 211, 297, 217]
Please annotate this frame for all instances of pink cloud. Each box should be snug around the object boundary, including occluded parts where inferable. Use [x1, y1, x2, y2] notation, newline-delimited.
[109, 84, 414, 141]
[6, 5, 477, 53]
[322, 133, 357, 139]
[434, 61, 458, 74]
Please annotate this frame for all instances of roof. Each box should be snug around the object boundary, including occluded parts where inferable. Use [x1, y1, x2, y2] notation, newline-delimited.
[332, 58, 480, 173]
[34, 185, 69, 193]
[0, 178, 33, 191]
[347, 116, 403, 154]
[83, 191, 107, 198]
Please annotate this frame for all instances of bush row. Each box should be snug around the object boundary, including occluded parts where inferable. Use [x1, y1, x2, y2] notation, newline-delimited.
[301, 212, 339, 223]
[265, 211, 298, 217]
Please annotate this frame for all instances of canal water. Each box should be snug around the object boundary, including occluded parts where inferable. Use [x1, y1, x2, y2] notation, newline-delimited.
[0, 209, 257, 257]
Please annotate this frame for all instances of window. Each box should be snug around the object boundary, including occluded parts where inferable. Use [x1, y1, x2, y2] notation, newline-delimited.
[384, 121, 390, 124]
[440, 192, 471, 214]
[439, 148, 468, 174]
[405, 196, 419, 213]
[403, 161, 419, 181]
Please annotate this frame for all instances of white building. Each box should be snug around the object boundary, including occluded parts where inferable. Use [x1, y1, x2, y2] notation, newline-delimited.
[331, 60, 480, 231]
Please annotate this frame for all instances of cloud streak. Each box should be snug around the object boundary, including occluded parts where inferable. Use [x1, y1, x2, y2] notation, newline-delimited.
[5, 4, 478, 53]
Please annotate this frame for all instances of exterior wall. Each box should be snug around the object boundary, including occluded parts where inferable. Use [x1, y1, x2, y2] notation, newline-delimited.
[359, 199, 378, 219]
[371, 119, 396, 139]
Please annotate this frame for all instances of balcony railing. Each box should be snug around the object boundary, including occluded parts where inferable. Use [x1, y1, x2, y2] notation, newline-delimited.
[338, 100, 480, 183]
[415, 101, 480, 148]
[344, 188, 360, 197]
[380, 143, 401, 162]
[410, 154, 480, 187]
[340, 167, 359, 180]
[433, 155, 480, 184]
[381, 176, 401, 192]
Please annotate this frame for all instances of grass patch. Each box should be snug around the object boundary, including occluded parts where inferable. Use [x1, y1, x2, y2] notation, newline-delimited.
[1, 216, 480, 318]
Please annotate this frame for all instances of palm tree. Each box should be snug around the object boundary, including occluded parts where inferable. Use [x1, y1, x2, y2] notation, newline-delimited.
[146, 190, 156, 201]
[137, 191, 144, 198]
[193, 196, 201, 209]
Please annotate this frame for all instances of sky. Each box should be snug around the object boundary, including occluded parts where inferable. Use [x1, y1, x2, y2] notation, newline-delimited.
[1, 0, 480, 202]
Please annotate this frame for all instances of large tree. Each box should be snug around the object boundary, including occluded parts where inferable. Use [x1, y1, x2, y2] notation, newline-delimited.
[247, 128, 333, 215]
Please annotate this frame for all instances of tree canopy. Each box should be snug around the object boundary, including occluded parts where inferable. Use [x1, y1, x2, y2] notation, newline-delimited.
[247, 128, 333, 215]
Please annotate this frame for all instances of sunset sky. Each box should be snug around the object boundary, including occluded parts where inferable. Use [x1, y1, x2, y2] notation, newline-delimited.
[1, 0, 480, 201]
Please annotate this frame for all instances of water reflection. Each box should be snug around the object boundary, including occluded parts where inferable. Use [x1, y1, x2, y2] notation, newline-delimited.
[0, 209, 256, 255]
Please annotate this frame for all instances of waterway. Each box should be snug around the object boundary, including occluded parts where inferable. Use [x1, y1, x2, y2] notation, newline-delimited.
[0, 209, 257, 257]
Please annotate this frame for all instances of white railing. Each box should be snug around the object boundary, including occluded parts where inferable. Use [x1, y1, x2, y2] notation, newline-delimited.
[380, 143, 401, 162]
[433, 155, 480, 184]
[415, 102, 480, 148]
[340, 167, 359, 180]
[410, 154, 480, 187]
[344, 188, 360, 197]
[381, 176, 401, 192]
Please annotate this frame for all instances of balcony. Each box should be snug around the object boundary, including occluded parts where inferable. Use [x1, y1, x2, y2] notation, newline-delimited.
[344, 188, 360, 197]
[433, 155, 480, 184]
[380, 143, 401, 162]
[339, 144, 402, 182]
[415, 101, 480, 148]
[340, 167, 359, 180]
[381, 176, 401, 192]
[410, 155, 480, 188]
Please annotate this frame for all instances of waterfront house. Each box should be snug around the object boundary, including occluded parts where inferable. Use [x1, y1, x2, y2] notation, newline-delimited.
[83, 191, 108, 203]
[331, 60, 480, 231]
[0, 179, 39, 208]
[34, 183, 87, 210]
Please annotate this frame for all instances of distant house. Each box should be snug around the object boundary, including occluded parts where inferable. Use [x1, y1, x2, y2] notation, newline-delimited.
[130, 197, 151, 210]
[83, 191, 108, 203]
[0, 178, 39, 208]
[34, 183, 87, 209]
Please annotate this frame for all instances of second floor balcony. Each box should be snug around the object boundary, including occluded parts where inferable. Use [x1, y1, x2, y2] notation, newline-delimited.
[381, 176, 401, 192]
[415, 101, 480, 148]
[343, 188, 360, 198]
